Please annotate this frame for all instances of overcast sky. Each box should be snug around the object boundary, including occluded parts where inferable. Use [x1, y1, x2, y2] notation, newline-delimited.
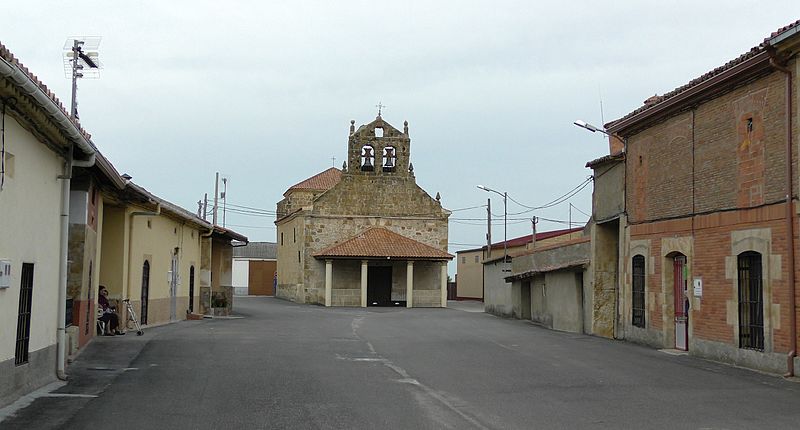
[3, 2, 798, 273]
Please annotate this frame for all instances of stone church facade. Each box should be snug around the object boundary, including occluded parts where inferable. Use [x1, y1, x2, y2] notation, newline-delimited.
[275, 116, 452, 307]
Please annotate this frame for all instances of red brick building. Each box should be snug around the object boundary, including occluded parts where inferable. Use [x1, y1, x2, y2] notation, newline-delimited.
[604, 21, 800, 374]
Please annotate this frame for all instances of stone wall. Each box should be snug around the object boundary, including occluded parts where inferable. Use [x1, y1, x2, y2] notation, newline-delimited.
[332, 289, 361, 306]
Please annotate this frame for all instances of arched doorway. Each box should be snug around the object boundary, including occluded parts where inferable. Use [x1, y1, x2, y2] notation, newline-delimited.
[189, 265, 195, 313]
[141, 260, 150, 325]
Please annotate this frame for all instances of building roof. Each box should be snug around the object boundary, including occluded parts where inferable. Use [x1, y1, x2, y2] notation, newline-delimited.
[233, 242, 277, 259]
[0, 41, 248, 244]
[586, 153, 625, 169]
[504, 259, 590, 282]
[456, 227, 584, 254]
[284, 167, 342, 196]
[314, 227, 453, 260]
[606, 19, 800, 135]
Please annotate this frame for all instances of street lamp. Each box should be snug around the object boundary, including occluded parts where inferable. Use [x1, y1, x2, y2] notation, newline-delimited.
[477, 185, 508, 265]
[573, 119, 626, 147]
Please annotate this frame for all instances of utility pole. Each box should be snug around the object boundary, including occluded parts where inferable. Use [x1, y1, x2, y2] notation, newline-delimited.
[197, 200, 202, 218]
[486, 198, 492, 260]
[531, 216, 538, 249]
[203, 193, 208, 221]
[213, 172, 219, 226]
[569, 203, 573, 231]
[221, 177, 228, 228]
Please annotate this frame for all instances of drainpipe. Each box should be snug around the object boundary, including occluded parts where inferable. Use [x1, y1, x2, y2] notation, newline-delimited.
[770, 52, 796, 377]
[56, 149, 96, 381]
[125, 202, 161, 312]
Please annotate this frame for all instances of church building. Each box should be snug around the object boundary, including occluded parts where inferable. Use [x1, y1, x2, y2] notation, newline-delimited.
[275, 115, 452, 307]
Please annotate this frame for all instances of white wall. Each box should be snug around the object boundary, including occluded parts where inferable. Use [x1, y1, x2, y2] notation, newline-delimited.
[232, 259, 249, 295]
[0, 114, 63, 361]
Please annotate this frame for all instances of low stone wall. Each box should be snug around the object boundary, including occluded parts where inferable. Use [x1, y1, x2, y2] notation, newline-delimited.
[332, 289, 361, 306]
[413, 290, 441, 307]
[692, 338, 787, 375]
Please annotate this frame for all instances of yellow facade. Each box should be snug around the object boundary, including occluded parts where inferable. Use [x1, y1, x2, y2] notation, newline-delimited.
[99, 202, 204, 327]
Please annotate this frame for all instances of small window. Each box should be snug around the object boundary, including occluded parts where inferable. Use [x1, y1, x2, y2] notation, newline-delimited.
[15, 263, 34, 365]
[474, 255, 479, 263]
[738, 252, 764, 351]
[297, 251, 301, 263]
[374, 127, 384, 137]
[632, 255, 646, 328]
[461, 256, 466, 264]
[147, 220, 152, 229]
[293, 227, 296, 243]
[281, 232, 284, 246]
[360, 145, 375, 171]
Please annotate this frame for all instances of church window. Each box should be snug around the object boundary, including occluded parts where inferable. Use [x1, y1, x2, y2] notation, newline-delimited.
[374, 127, 384, 137]
[382, 146, 396, 172]
[293, 227, 296, 243]
[360, 145, 375, 171]
[281, 232, 284, 246]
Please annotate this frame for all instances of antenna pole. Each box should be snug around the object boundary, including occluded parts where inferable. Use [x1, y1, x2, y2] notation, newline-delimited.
[70, 39, 82, 119]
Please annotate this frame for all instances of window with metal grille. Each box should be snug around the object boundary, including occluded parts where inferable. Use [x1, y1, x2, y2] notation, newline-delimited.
[632, 255, 646, 328]
[15, 263, 34, 365]
[738, 252, 764, 351]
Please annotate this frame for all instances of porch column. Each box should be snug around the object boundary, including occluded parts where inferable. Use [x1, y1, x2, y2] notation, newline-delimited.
[325, 260, 332, 307]
[440, 262, 448, 308]
[360, 260, 368, 307]
[406, 261, 414, 308]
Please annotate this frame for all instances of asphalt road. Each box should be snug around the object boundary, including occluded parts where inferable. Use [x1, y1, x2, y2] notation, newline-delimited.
[4, 297, 800, 429]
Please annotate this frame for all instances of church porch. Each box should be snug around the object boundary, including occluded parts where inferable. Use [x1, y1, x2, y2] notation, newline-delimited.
[322, 258, 448, 308]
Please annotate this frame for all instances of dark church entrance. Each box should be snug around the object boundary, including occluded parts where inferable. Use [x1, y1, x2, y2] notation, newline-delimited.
[367, 266, 393, 306]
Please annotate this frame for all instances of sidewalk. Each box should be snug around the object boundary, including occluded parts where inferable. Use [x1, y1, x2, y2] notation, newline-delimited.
[447, 300, 485, 312]
[0, 321, 196, 429]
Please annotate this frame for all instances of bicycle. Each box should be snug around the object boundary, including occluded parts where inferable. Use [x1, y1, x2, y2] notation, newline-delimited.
[123, 299, 144, 336]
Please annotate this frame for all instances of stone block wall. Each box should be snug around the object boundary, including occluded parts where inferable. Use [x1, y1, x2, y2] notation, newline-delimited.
[332, 289, 361, 306]
[413, 290, 441, 307]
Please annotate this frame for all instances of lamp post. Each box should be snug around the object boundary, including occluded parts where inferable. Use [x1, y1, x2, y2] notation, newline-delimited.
[573, 119, 626, 148]
[477, 185, 508, 265]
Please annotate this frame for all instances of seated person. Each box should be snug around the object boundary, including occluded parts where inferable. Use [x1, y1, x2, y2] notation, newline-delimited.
[98, 285, 123, 335]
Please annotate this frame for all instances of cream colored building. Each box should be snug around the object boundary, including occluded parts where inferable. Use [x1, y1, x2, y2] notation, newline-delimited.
[275, 116, 452, 307]
[0, 42, 97, 407]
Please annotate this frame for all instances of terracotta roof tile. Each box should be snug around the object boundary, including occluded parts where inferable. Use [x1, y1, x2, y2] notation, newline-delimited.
[285, 167, 342, 195]
[314, 227, 453, 260]
[606, 19, 800, 131]
[456, 227, 584, 254]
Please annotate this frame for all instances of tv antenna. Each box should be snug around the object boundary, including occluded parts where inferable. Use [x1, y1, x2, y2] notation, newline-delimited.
[63, 36, 102, 120]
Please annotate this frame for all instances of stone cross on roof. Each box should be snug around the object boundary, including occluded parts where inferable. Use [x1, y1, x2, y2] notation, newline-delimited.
[376, 101, 386, 118]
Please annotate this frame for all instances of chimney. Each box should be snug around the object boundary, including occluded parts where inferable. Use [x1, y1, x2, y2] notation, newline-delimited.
[643, 94, 661, 107]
